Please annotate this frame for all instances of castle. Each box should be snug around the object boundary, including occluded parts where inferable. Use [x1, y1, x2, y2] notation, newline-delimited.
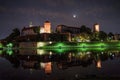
[21, 21, 51, 36]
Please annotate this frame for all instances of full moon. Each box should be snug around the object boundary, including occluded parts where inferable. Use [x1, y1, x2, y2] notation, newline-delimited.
[73, 14, 76, 18]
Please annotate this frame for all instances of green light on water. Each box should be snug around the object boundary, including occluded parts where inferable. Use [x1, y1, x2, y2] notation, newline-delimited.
[50, 42, 109, 52]
[54, 42, 67, 48]
[6, 43, 13, 48]
[56, 43, 64, 47]
[77, 47, 106, 52]
[95, 42, 107, 47]
[78, 47, 88, 52]
[37, 49, 46, 55]
[0, 43, 3, 48]
[77, 43, 88, 47]
[54, 49, 66, 53]
[44, 42, 120, 53]
[77, 42, 108, 48]
[117, 42, 120, 47]
[6, 50, 13, 55]
[53, 42, 71, 53]
[0, 50, 3, 55]
[92, 47, 106, 51]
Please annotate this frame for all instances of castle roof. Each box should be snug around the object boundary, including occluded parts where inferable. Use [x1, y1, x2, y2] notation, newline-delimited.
[45, 21, 50, 23]
[22, 26, 40, 31]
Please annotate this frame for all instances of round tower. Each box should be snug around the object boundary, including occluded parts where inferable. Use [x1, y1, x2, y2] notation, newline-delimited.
[93, 23, 100, 32]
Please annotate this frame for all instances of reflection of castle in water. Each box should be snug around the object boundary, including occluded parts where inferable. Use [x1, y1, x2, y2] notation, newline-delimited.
[3, 49, 120, 74]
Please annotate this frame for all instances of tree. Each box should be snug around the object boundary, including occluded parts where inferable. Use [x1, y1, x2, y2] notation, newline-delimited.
[91, 32, 99, 41]
[12, 28, 20, 36]
[80, 25, 92, 34]
[91, 31, 107, 41]
[74, 33, 91, 42]
[5, 28, 20, 42]
[98, 31, 107, 41]
[108, 32, 114, 40]
[33, 27, 40, 34]
[76, 25, 92, 41]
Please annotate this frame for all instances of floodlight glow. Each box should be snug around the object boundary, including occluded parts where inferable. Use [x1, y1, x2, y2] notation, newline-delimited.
[37, 49, 46, 55]
[95, 24, 100, 32]
[78, 47, 88, 52]
[49, 41, 52, 44]
[54, 49, 66, 53]
[40, 27, 45, 33]
[54, 42, 68, 48]
[95, 42, 107, 47]
[6, 43, 13, 48]
[96, 60, 101, 68]
[6, 50, 13, 55]
[37, 42, 120, 53]
[0, 43, 3, 48]
[117, 42, 120, 47]
[37, 42, 46, 48]
[0, 50, 3, 55]
[49, 51, 52, 55]
[77, 43, 88, 48]
[40, 62, 45, 69]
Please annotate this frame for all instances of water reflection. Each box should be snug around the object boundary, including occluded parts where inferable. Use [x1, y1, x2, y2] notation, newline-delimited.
[1, 49, 120, 70]
[0, 48, 120, 79]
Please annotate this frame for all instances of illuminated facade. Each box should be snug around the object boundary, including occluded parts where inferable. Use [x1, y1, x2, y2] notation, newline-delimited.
[45, 62, 52, 74]
[114, 34, 120, 40]
[40, 62, 52, 74]
[93, 23, 100, 32]
[40, 27, 45, 33]
[56, 25, 81, 34]
[44, 21, 51, 33]
[96, 60, 102, 68]
[56, 25, 81, 41]
[21, 21, 51, 36]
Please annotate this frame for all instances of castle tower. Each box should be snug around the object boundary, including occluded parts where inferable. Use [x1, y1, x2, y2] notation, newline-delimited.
[44, 21, 51, 33]
[93, 23, 100, 32]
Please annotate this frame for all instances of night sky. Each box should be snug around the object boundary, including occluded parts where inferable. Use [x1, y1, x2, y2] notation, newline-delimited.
[0, 0, 120, 39]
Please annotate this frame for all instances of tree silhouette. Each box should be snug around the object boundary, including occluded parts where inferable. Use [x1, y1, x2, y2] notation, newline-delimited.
[5, 28, 20, 42]
[98, 31, 107, 41]
[80, 25, 92, 34]
[108, 32, 114, 40]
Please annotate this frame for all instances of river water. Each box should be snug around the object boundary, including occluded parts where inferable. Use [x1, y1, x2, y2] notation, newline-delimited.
[0, 49, 120, 80]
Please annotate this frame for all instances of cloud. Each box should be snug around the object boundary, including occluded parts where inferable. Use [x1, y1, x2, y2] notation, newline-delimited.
[0, 6, 7, 13]
[10, 7, 71, 20]
[42, 0, 77, 7]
